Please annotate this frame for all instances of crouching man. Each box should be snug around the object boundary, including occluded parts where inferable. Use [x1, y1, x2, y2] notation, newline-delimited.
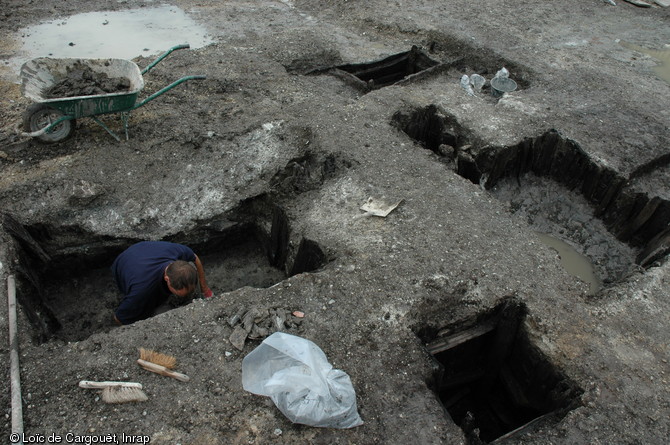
[111, 240, 214, 325]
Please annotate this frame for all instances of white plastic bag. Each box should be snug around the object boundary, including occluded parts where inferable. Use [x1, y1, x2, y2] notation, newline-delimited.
[494, 67, 509, 79]
[460, 74, 475, 96]
[242, 332, 364, 429]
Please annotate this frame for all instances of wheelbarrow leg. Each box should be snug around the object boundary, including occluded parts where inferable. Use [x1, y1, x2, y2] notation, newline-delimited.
[121, 112, 130, 141]
[91, 117, 121, 142]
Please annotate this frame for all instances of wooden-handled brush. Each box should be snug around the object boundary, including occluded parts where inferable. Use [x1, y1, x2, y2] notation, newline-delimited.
[137, 348, 190, 382]
[78, 380, 148, 404]
[137, 359, 190, 382]
[79, 380, 143, 389]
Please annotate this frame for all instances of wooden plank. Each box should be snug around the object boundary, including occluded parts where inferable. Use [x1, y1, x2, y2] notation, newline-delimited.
[2, 212, 51, 262]
[616, 196, 662, 241]
[426, 319, 497, 355]
[348, 57, 408, 78]
[8, 276, 25, 438]
[490, 411, 557, 444]
[637, 227, 670, 266]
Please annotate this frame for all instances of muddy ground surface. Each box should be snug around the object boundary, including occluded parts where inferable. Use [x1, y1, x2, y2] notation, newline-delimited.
[1, 1, 669, 444]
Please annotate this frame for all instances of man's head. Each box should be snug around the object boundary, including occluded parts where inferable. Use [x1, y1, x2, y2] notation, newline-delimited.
[164, 260, 197, 301]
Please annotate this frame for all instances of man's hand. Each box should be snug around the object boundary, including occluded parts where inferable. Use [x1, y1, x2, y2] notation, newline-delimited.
[194, 255, 213, 299]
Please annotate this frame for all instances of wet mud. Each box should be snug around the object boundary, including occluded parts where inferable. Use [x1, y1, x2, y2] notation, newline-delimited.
[44, 63, 131, 98]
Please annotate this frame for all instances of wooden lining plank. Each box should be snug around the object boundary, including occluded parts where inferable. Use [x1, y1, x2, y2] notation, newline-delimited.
[427, 319, 497, 355]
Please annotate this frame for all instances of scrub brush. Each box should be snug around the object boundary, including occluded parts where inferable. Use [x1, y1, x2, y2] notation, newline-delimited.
[79, 380, 148, 404]
[138, 348, 177, 368]
[138, 348, 190, 382]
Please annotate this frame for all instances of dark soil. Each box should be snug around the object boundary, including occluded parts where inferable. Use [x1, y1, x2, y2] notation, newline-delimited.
[44, 63, 131, 98]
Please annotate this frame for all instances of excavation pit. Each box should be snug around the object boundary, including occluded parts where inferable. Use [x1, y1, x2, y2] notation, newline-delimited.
[394, 104, 666, 283]
[6, 209, 328, 342]
[425, 301, 583, 443]
[314, 46, 441, 93]
[391, 104, 474, 167]
[41, 235, 286, 342]
[491, 174, 636, 288]
[473, 131, 670, 269]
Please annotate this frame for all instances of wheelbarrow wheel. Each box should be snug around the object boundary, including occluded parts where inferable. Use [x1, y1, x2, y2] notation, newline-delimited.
[23, 103, 75, 143]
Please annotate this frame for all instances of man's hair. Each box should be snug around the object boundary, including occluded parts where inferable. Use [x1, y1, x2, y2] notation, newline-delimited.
[166, 260, 197, 290]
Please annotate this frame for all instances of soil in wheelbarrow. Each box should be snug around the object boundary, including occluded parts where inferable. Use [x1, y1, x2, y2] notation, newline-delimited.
[43, 62, 131, 98]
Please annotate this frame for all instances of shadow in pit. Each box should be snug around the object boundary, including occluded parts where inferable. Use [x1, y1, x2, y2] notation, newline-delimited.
[308, 34, 532, 99]
[308, 46, 444, 94]
[392, 105, 670, 272]
[391, 104, 476, 170]
[3, 202, 328, 342]
[422, 300, 583, 444]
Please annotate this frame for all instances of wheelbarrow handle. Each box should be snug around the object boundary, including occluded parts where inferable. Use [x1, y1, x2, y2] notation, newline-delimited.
[141, 43, 192, 75]
[132, 75, 207, 110]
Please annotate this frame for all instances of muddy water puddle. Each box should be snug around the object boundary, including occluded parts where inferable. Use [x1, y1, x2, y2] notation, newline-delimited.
[490, 173, 637, 288]
[536, 232, 601, 295]
[5, 4, 212, 78]
[621, 41, 670, 84]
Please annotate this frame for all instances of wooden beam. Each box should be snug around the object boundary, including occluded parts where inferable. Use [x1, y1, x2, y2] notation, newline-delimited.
[8, 275, 25, 439]
[426, 319, 497, 355]
[3, 213, 50, 262]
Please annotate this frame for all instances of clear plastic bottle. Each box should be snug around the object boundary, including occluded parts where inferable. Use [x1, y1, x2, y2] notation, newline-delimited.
[470, 74, 486, 93]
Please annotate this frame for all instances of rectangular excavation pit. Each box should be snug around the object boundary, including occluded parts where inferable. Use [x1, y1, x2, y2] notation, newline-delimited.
[43, 228, 286, 342]
[475, 131, 670, 269]
[425, 301, 582, 443]
[391, 104, 475, 163]
[6, 207, 328, 342]
[312, 46, 441, 93]
[489, 173, 638, 290]
[393, 105, 661, 283]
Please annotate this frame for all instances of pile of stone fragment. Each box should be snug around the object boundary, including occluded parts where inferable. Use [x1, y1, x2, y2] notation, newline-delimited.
[228, 306, 305, 350]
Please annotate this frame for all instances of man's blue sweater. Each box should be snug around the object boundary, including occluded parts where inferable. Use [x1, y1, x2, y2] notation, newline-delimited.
[111, 241, 195, 324]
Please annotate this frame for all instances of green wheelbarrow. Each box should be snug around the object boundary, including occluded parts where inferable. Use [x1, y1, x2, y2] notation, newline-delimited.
[18, 43, 206, 143]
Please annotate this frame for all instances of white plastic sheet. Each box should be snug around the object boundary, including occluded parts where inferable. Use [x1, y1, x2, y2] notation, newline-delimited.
[242, 332, 364, 429]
